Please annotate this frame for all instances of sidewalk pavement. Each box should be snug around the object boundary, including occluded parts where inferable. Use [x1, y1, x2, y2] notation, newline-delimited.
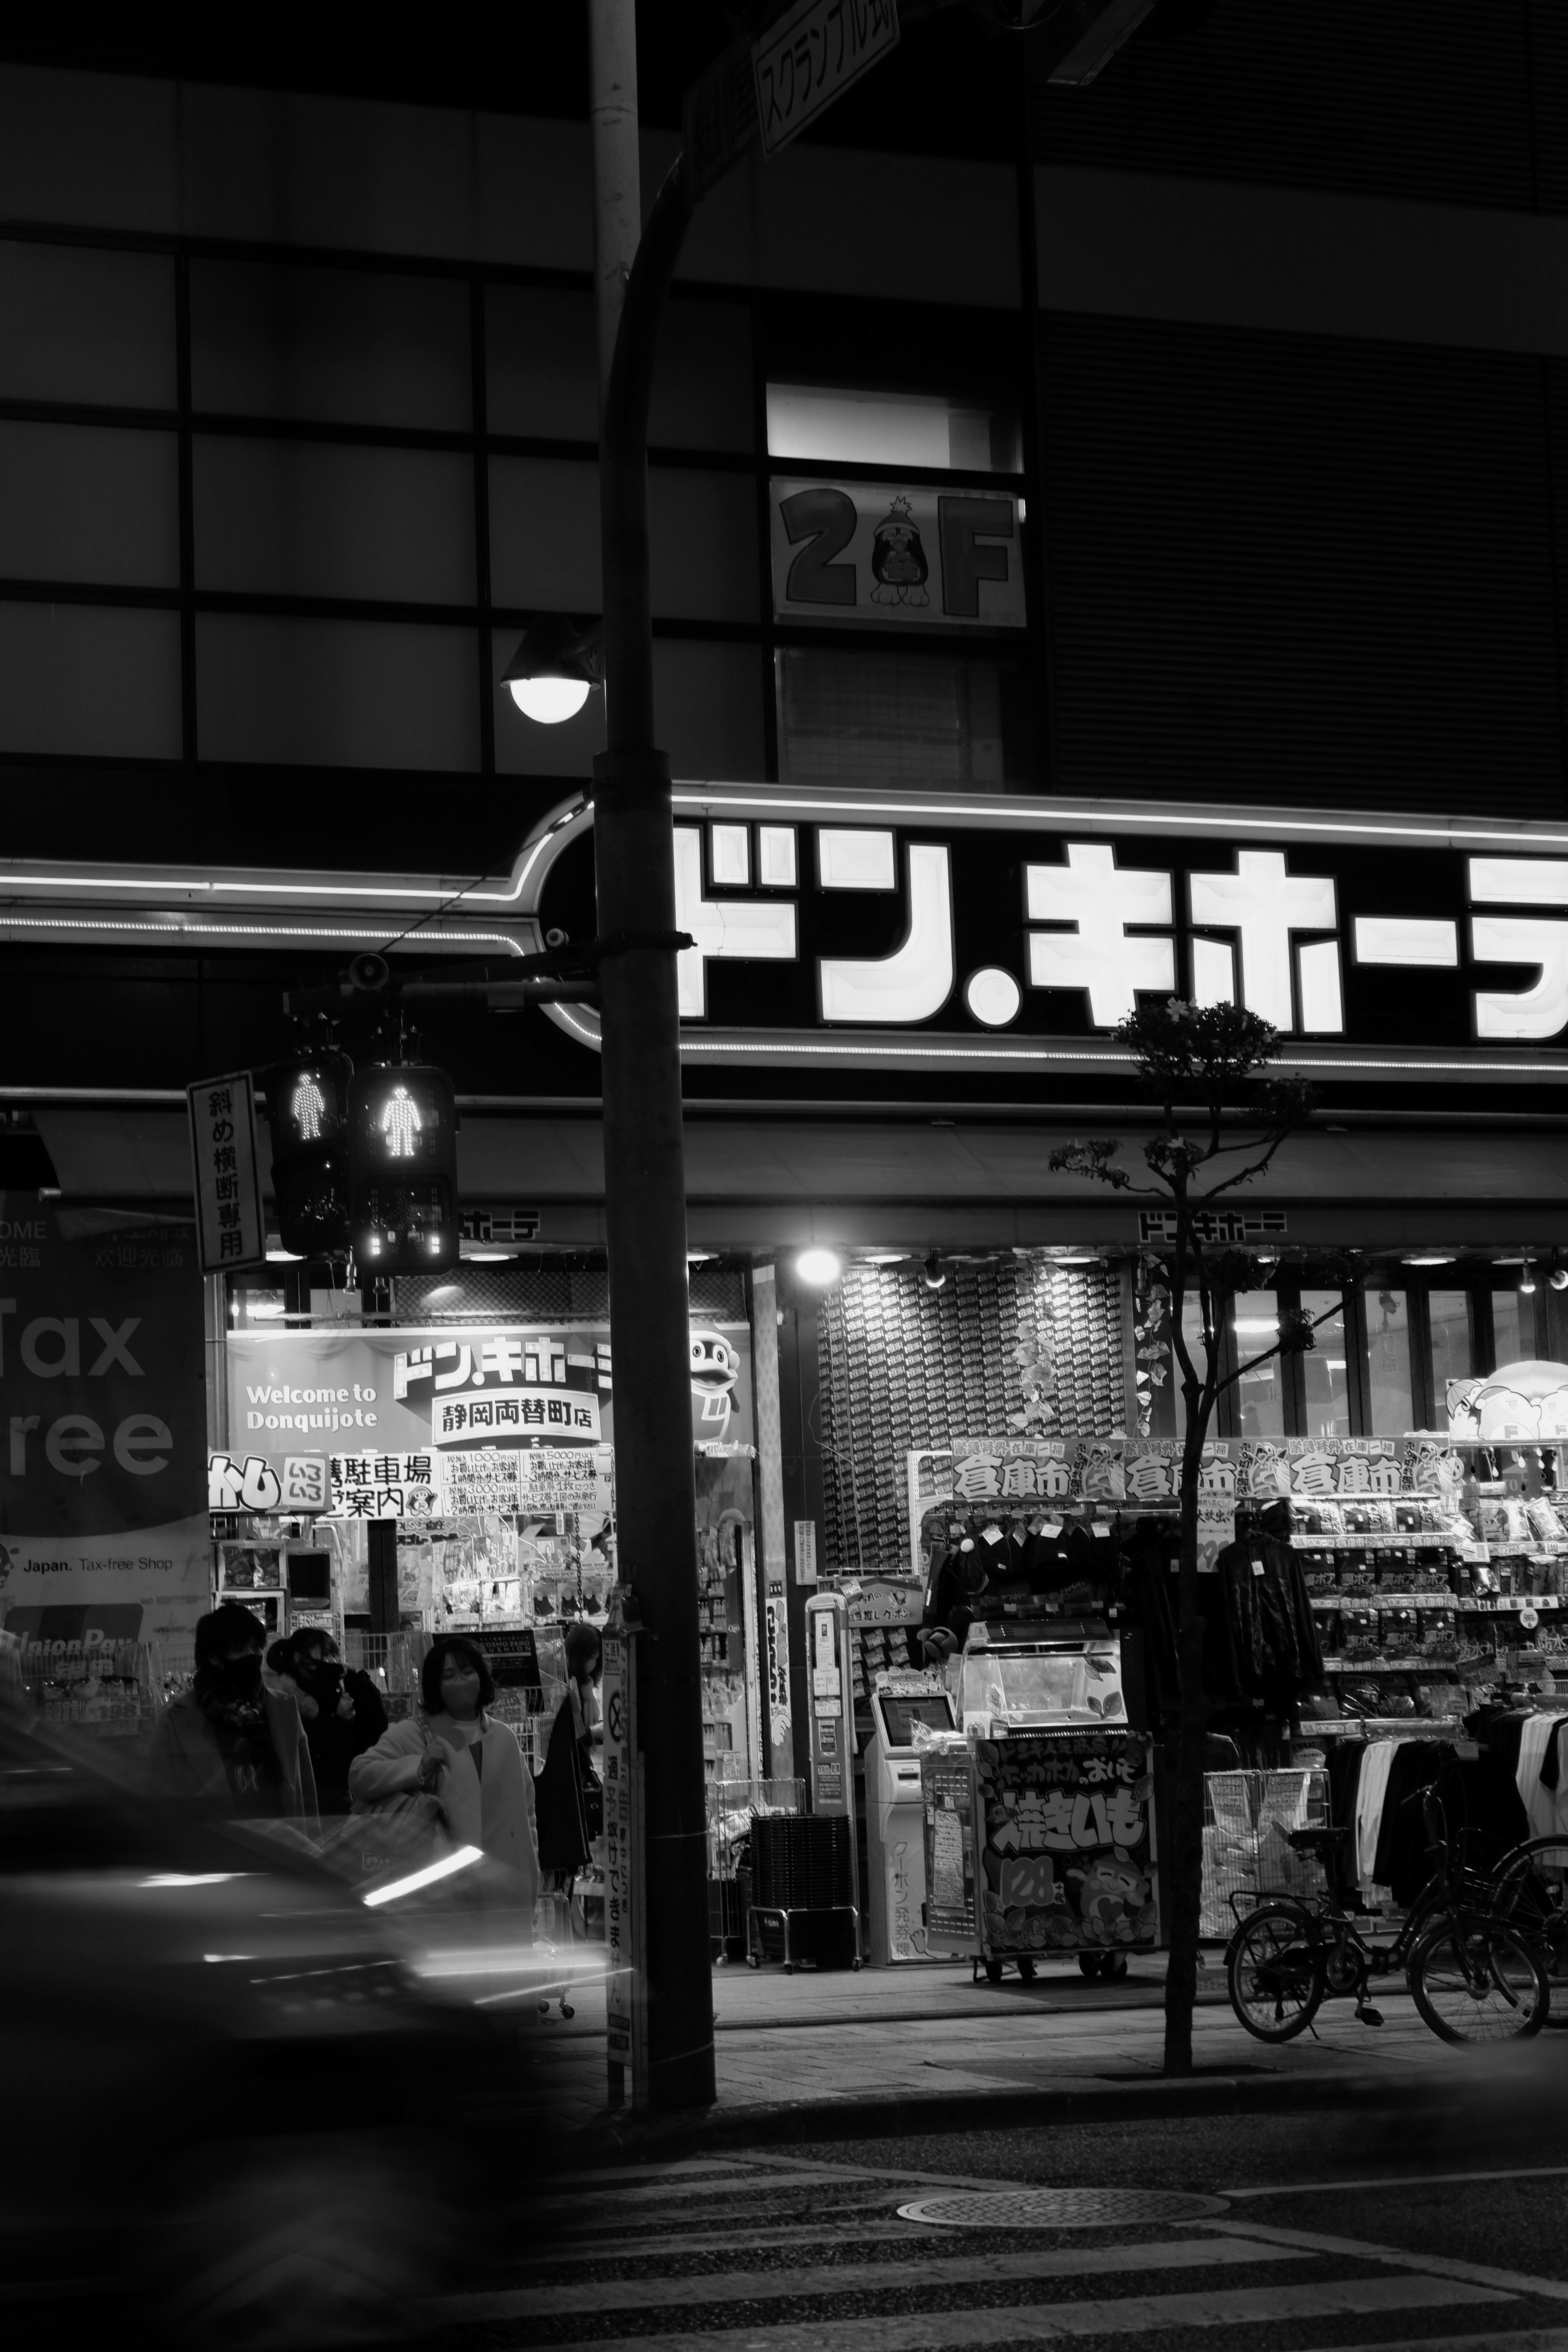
[512, 1948, 1491, 2156]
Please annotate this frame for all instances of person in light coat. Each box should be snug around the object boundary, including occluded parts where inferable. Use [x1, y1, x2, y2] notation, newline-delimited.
[348, 1635, 541, 1914]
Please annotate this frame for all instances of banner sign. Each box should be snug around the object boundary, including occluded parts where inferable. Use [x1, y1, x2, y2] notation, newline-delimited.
[923, 1756, 979, 1941]
[0, 1202, 207, 1642]
[770, 479, 1025, 631]
[437, 1444, 615, 1521]
[188, 1071, 265, 1273]
[526, 789, 1568, 1079]
[209, 1450, 328, 1515]
[967, 1730, 1158, 1959]
[227, 1317, 752, 1477]
[910, 1433, 1482, 1575]
[601, 1617, 643, 2079]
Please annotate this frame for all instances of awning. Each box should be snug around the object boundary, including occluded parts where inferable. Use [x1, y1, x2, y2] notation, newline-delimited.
[29, 1104, 1568, 1254]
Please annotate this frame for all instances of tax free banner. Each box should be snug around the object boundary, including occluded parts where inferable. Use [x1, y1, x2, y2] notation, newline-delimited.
[0, 1200, 207, 1642]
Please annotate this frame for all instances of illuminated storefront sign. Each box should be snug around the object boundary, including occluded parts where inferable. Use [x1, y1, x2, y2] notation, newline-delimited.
[528, 791, 1568, 1078]
[16, 791, 1568, 1082]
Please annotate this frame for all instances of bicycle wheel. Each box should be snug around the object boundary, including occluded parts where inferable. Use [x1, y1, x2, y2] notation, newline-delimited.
[1491, 1837, 1568, 2027]
[1409, 1920, 1548, 2045]
[1227, 1905, 1325, 2043]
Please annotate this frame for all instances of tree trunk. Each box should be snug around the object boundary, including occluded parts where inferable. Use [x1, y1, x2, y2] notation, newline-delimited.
[1163, 1417, 1209, 2076]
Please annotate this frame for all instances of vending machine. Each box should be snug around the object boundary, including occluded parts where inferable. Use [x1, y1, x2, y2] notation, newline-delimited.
[864, 1669, 958, 1965]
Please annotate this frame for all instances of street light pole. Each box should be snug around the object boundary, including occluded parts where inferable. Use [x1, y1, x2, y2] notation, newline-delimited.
[593, 75, 711, 2100]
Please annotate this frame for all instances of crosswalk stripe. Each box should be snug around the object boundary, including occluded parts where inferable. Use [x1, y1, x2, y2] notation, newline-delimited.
[550, 2160, 766, 2189]
[487, 2224, 925, 2265]
[439, 2234, 1313, 2322]
[1286, 2336, 1568, 2352]
[507, 2273, 1512, 2352]
[1224, 2169, 1568, 2201]
[534, 2167, 892, 2210]
[1204, 2220, 1568, 2305]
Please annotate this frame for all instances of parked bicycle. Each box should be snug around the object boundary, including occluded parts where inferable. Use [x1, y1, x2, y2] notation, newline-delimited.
[1226, 1789, 1548, 2047]
[1490, 1833, 1568, 2027]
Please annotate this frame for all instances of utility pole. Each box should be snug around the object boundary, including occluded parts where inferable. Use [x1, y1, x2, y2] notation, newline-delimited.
[588, 0, 713, 2112]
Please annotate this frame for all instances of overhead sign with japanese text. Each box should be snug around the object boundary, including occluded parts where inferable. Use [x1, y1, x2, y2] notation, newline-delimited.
[753, 0, 899, 156]
[528, 789, 1568, 1080]
[770, 480, 1025, 630]
[188, 1072, 265, 1272]
[227, 1321, 753, 1519]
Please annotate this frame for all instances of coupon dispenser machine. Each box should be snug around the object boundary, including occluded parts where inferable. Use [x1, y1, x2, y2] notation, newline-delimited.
[865, 1669, 958, 1965]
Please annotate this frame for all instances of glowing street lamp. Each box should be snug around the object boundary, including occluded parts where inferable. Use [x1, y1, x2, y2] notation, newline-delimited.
[502, 615, 604, 726]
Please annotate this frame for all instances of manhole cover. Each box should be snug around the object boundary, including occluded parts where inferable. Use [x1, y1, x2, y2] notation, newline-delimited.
[897, 2188, 1230, 2229]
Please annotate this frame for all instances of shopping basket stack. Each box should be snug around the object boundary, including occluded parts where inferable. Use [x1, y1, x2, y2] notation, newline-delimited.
[745, 1813, 860, 1972]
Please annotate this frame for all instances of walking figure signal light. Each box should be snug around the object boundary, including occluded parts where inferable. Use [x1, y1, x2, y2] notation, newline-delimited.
[266, 1047, 354, 1258]
[381, 1085, 422, 1158]
[347, 1063, 459, 1274]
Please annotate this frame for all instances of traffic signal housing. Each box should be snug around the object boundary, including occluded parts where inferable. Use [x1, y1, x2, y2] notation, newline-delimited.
[347, 1062, 459, 1274]
[266, 1047, 354, 1258]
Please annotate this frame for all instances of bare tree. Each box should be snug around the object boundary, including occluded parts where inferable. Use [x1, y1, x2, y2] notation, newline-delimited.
[1049, 998, 1343, 2075]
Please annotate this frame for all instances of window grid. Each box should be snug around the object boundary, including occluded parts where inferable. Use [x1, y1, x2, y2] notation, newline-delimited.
[0, 221, 1038, 778]
[1179, 1269, 1553, 1441]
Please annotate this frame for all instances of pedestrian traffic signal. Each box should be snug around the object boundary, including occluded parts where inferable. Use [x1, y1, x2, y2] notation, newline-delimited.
[346, 1063, 459, 1274]
[266, 1047, 353, 1258]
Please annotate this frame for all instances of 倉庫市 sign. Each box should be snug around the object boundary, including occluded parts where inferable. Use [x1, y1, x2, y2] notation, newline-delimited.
[753, 0, 899, 157]
[524, 787, 1568, 1080]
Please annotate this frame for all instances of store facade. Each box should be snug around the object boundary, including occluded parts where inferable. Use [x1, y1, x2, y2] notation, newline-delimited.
[5, 40, 1568, 1960]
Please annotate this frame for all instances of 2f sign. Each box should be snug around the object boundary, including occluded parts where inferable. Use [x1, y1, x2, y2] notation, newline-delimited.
[771, 479, 1025, 630]
[754, 0, 899, 157]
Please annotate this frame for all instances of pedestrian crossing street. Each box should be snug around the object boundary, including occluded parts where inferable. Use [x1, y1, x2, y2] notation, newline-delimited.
[434, 2148, 1568, 2352]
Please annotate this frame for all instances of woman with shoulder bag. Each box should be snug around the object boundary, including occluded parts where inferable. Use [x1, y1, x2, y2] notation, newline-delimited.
[348, 1636, 541, 1918]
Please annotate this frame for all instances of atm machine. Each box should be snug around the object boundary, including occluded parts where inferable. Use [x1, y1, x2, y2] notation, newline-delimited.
[865, 1669, 960, 1965]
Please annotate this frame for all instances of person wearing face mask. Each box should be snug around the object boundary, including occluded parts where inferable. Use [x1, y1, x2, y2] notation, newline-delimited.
[348, 1636, 541, 1912]
[150, 1603, 318, 1826]
[275, 1630, 388, 1817]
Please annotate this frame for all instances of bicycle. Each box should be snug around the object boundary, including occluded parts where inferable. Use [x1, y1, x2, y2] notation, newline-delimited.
[1225, 1789, 1548, 2047]
[1490, 1832, 1568, 2026]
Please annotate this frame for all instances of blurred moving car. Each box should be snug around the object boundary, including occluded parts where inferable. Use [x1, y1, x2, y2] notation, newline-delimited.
[0, 1695, 530, 2345]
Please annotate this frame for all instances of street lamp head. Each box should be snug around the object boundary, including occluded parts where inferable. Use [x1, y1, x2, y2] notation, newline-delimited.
[503, 614, 604, 726]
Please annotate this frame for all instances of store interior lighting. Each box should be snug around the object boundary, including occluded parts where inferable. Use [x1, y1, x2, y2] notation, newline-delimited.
[1521, 1260, 1538, 1294]
[1552, 1254, 1568, 1292]
[265, 1247, 303, 1263]
[1403, 1253, 1456, 1266]
[923, 1251, 947, 1290]
[502, 615, 603, 724]
[795, 1247, 842, 1287]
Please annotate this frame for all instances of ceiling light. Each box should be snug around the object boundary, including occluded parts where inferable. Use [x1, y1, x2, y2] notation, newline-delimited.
[1403, 1254, 1455, 1267]
[795, 1247, 842, 1287]
[861, 1251, 905, 1265]
[249, 1298, 286, 1320]
[502, 615, 603, 726]
[465, 1250, 511, 1261]
[1521, 1262, 1538, 1295]
[1551, 1256, 1568, 1292]
[265, 1248, 303, 1263]
[923, 1252, 947, 1291]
